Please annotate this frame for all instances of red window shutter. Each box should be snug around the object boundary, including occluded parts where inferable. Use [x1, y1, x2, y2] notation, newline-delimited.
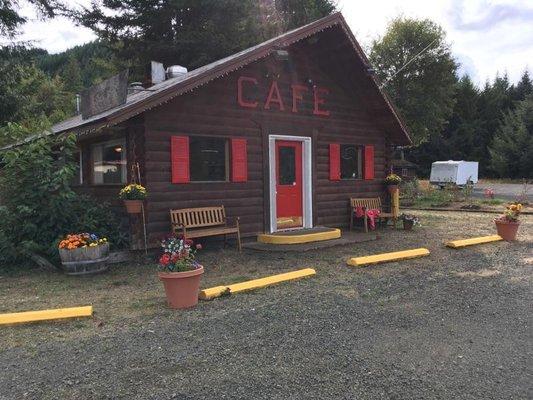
[329, 144, 341, 181]
[171, 136, 190, 183]
[231, 138, 248, 182]
[364, 145, 375, 180]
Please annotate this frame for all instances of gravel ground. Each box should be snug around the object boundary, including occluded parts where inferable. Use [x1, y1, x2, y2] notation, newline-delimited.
[1, 211, 532, 400]
[472, 182, 532, 202]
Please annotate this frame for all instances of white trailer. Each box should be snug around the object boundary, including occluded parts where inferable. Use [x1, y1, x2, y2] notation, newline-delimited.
[429, 161, 479, 187]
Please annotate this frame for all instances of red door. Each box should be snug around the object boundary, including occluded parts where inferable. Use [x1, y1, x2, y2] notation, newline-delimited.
[276, 140, 303, 229]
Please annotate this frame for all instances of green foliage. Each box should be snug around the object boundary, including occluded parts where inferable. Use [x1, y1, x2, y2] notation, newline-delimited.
[36, 40, 120, 87]
[413, 187, 454, 208]
[369, 17, 458, 145]
[0, 126, 126, 268]
[75, 0, 335, 80]
[0, 47, 74, 135]
[0, 0, 66, 37]
[489, 96, 533, 179]
[400, 179, 420, 205]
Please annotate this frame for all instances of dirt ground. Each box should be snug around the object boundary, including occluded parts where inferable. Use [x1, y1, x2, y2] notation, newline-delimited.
[1, 211, 532, 399]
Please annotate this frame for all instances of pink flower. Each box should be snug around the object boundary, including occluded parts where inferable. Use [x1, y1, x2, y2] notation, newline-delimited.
[195, 244, 202, 250]
[185, 239, 193, 246]
[159, 253, 171, 266]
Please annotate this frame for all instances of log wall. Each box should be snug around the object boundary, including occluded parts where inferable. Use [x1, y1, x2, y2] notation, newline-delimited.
[142, 47, 392, 243]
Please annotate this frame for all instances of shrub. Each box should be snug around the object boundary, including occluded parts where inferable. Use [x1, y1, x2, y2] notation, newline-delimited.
[400, 178, 420, 204]
[0, 128, 125, 269]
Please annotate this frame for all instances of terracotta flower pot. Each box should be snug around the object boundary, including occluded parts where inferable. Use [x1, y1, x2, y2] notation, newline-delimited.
[158, 266, 204, 309]
[124, 199, 143, 214]
[403, 219, 414, 231]
[387, 185, 399, 194]
[494, 219, 520, 241]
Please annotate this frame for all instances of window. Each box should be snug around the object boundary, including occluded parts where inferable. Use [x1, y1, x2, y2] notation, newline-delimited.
[91, 139, 127, 184]
[189, 137, 229, 182]
[340, 144, 363, 180]
[71, 151, 83, 185]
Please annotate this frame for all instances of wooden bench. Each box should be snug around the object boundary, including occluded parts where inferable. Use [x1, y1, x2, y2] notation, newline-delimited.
[170, 206, 242, 251]
[349, 195, 398, 232]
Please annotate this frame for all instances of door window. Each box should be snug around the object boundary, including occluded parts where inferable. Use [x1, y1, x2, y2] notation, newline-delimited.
[278, 146, 296, 185]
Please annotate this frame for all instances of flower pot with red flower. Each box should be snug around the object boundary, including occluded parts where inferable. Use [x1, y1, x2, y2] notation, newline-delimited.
[58, 233, 109, 275]
[494, 203, 522, 241]
[119, 184, 147, 214]
[384, 173, 402, 194]
[157, 236, 204, 309]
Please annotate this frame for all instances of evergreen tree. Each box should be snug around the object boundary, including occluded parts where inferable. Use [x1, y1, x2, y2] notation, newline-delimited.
[0, 0, 66, 37]
[61, 55, 83, 94]
[510, 70, 533, 103]
[369, 17, 458, 145]
[489, 96, 533, 179]
[476, 73, 514, 175]
[76, 0, 336, 79]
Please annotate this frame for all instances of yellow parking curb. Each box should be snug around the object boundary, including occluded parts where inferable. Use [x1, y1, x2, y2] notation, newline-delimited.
[446, 235, 502, 248]
[257, 229, 341, 244]
[347, 248, 430, 267]
[199, 268, 316, 300]
[0, 306, 93, 326]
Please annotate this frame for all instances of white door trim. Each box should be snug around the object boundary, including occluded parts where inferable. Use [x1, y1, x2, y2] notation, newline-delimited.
[268, 135, 313, 233]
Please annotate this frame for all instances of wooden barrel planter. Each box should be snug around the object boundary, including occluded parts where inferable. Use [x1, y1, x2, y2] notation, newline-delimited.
[59, 243, 110, 276]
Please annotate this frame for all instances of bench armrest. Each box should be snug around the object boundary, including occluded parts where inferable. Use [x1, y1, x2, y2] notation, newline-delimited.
[171, 222, 187, 236]
[226, 216, 240, 228]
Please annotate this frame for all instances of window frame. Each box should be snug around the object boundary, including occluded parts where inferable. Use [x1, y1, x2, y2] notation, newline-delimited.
[90, 138, 127, 186]
[339, 143, 363, 181]
[188, 135, 230, 183]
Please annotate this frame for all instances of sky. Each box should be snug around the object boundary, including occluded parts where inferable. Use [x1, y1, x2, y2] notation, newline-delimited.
[9, 0, 533, 86]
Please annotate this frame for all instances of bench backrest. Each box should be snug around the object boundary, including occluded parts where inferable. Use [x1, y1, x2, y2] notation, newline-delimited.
[350, 197, 382, 210]
[170, 206, 226, 229]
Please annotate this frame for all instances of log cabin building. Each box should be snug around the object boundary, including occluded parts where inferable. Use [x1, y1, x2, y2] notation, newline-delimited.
[46, 13, 411, 248]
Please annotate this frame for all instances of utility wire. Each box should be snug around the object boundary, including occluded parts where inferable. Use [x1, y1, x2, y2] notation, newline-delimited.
[379, 38, 438, 89]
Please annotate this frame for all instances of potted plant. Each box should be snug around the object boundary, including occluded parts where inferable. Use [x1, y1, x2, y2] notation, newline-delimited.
[158, 235, 204, 309]
[385, 173, 402, 194]
[494, 203, 522, 241]
[119, 184, 147, 214]
[400, 214, 419, 231]
[58, 233, 109, 275]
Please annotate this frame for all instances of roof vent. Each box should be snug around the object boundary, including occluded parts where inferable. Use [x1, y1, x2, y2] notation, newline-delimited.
[128, 82, 144, 95]
[166, 65, 188, 79]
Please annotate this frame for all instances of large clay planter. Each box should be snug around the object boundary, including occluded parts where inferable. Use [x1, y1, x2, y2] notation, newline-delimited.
[494, 219, 520, 241]
[387, 185, 399, 194]
[124, 200, 143, 214]
[158, 266, 204, 309]
[59, 243, 110, 275]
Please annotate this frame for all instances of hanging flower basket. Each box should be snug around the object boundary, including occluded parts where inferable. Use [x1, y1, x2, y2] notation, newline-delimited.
[387, 184, 399, 194]
[119, 184, 147, 214]
[385, 173, 402, 194]
[123, 199, 143, 214]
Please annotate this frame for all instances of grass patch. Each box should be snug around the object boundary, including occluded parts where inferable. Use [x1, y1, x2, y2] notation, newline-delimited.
[412, 189, 454, 208]
[479, 198, 506, 205]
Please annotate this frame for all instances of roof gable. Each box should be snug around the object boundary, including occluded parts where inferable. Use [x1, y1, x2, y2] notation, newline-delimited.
[51, 12, 411, 145]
